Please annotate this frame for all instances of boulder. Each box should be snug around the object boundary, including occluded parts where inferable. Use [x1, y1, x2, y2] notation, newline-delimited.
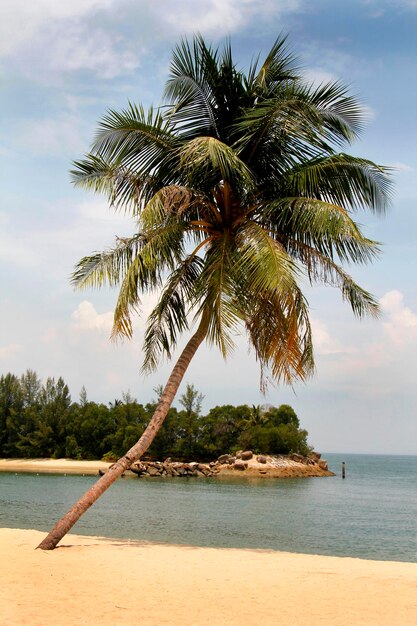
[130, 463, 145, 476]
[318, 459, 329, 471]
[240, 450, 253, 460]
[147, 466, 161, 476]
[291, 453, 305, 464]
[218, 454, 233, 464]
[256, 455, 267, 464]
[310, 452, 321, 462]
[234, 460, 248, 471]
[235, 450, 243, 459]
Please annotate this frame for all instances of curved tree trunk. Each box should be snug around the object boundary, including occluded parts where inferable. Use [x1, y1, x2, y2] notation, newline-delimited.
[37, 317, 208, 550]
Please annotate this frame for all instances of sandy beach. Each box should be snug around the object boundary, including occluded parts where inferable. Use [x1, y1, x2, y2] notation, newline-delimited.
[0, 458, 110, 475]
[1, 528, 416, 626]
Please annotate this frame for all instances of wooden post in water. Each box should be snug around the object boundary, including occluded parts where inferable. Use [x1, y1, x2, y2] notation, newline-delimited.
[342, 461, 346, 479]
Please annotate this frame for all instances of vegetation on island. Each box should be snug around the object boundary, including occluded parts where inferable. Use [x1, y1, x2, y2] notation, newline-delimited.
[38, 34, 390, 549]
[0, 371, 311, 461]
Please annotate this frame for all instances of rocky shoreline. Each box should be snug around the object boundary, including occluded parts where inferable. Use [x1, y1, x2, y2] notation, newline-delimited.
[104, 450, 335, 479]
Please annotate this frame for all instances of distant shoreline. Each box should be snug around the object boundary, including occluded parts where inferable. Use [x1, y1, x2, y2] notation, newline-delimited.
[0, 456, 334, 478]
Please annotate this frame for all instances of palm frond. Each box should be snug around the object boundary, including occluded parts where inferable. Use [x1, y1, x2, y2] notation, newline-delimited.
[180, 136, 255, 193]
[71, 234, 147, 291]
[252, 34, 300, 93]
[164, 35, 221, 138]
[93, 103, 176, 165]
[304, 81, 365, 144]
[194, 233, 243, 357]
[71, 155, 155, 213]
[142, 255, 204, 372]
[264, 196, 381, 264]
[285, 241, 380, 317]
[284, 153, 392, 213]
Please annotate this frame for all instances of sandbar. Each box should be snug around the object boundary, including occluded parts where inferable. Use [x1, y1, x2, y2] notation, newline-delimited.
[1, 528, 416, 625]
[0, 458, 110, 475]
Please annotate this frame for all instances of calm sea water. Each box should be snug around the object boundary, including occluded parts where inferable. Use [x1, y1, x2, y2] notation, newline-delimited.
[1, 453, 416, 562]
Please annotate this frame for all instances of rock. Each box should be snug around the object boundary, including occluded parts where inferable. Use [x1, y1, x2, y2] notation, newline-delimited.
[256, 455, 267, 464]
[235, 450, 243, 459]
[227, 457, 236, 465]
[234, 460, 248, 471]
[130, 463, 145, 476]
[240, 450, 253, 460]
[310, 452, 321, 462]
[147, 466, 161, 476]
[291, 453, 305, 464]
[218, 454, 233, 463]
[318, 459, 329, 471]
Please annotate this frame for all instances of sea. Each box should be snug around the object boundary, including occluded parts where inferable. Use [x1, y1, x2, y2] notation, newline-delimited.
[1, 453, 416, 563]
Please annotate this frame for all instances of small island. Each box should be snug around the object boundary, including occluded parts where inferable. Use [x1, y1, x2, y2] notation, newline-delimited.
[0, 373, 330, 478]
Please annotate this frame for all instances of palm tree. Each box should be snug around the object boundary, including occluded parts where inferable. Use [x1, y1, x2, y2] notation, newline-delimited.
[37, 34, 391, 549]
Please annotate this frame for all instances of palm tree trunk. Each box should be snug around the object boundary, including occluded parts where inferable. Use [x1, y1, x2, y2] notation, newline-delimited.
[37, 317, 208, 550]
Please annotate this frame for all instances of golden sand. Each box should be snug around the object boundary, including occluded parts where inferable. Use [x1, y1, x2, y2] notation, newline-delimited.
[1, 528, 416, 625]
[0, 458, 110, 475]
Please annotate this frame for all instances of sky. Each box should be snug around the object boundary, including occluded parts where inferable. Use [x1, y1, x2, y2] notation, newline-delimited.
[1, 0, 416, 454]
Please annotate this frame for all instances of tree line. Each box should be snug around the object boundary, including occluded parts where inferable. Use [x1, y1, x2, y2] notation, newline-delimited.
[0, 370, 311, 461]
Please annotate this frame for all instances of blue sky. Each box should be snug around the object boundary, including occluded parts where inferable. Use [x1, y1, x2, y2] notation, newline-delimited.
[1, 0, 416, 454]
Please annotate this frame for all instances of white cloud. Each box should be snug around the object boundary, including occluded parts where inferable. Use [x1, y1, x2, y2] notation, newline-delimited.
[380, 290, 417, 344]
[1, 0, 139, 80]
[71, 300, 114, 333]
[0, 198, 135, 273]
[1, 0, 303, 80]
[302, 69, 337, 86]
[307, 290, 417, 398]
[311, 317, 344, 355]
[0, 0, 116, 56]
[151, 0, 301, 37]
[18, 113, 87, 156]
[43, 25, 140, 79]
[0, 343, 23, 359]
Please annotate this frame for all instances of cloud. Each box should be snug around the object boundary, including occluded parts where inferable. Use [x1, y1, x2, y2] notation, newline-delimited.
[71, 300, 114, 333]
[308, 290, 417, 397]
[1, 0, 304, 82]
[302, 69, 338, 86]
[17, 113, 87, 156]
[0, 343, 23, 359]
[150, 0, 301, 38]
[311, 318, 344, 355]
[0, 0, 116, 56]
[1, 0, 139, 81]
[380, 290, 417, 344]
[0, 198, 135, 273]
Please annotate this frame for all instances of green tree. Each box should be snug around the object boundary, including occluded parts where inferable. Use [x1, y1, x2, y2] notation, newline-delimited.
[174, 383, 205, 458]
[198, 404, 251, 458]
[0, 373, 24, 456]
[38, 34, 391, 549]
[264, 404, 300, 428]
